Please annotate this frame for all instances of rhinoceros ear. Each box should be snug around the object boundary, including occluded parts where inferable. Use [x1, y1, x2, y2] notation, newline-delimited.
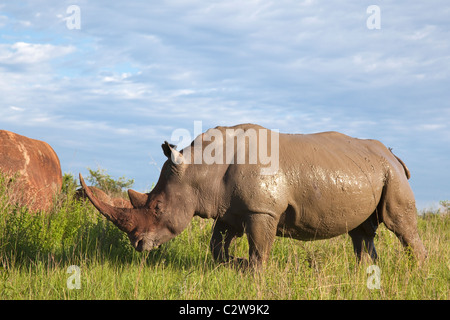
[128, 189, 148, 208]
[162, 141, 177, 158]
[162, 141, 184, 165]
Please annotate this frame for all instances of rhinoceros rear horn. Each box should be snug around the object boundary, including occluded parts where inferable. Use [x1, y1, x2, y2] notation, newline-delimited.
[128, 189, 148, 208]
[79, 173, 136, 233]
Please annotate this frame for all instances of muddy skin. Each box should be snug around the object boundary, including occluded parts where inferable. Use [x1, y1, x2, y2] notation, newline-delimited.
[1, 130, 62, 212]
[80, 124, 427, 268]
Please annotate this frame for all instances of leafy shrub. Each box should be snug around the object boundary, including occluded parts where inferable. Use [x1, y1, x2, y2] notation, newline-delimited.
[86, 167, 134, 198]
[440, 200, 449, 214]
[0, 170, 135, 269]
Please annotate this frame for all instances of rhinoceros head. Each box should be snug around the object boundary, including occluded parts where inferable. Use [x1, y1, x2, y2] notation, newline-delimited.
[79, 141, 194, 252]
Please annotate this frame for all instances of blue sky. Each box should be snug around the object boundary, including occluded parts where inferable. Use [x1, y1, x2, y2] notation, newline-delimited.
[0, 0, 449, 209]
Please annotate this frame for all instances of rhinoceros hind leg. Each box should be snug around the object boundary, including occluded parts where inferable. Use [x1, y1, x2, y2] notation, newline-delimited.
[379, 181, 427, 263]
[383, 212, 427, 263]
[348, 221, 378, 262]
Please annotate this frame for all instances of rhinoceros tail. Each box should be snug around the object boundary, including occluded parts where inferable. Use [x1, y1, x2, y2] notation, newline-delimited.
[389, 148, 411, 180]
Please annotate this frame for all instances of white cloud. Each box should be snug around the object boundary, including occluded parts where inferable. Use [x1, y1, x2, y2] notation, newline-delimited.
[9, 106, 24, 112]
[0, 14, 8, 27]
[102, 72, 133, 83]
[418, 124, 446, 131]
[0, 42, 75, 65]
[18, 20, 31, 27]
[407, 25, 436, 41]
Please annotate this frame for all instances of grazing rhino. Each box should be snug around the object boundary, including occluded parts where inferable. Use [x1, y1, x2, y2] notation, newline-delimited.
[1, 130, 62, 212]
[80, 123, 427, 266]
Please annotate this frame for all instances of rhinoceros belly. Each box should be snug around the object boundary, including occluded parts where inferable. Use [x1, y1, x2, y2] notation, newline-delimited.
[276, 176, 382, 240]
[277, 170, 383, 240]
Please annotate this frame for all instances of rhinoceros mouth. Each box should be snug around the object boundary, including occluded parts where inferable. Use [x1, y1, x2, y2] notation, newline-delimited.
[134, 238, 160, 252]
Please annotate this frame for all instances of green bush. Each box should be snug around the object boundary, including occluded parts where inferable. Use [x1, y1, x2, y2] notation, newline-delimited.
[440, 200, 450, 213]
[86, 167, 134, 197]
[0, 170, 135, 268]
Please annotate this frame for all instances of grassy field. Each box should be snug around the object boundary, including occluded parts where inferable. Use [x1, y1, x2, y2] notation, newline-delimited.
[0, 175, 448, 300]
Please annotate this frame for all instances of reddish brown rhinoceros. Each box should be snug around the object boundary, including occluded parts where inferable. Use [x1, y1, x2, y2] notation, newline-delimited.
[0, 130, 62, 212]
[80, 124, 427, 267]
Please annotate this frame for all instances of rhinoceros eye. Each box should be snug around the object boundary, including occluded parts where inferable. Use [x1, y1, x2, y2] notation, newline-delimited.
[155, 202, 163, 215]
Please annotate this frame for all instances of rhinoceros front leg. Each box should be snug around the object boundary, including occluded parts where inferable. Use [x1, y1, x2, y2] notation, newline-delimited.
[210, 220, 238, 263]
[244, 214, 278, 268]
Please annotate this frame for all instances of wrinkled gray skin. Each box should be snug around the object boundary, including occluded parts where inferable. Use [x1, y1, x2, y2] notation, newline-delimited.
[80, 124, 427, 267]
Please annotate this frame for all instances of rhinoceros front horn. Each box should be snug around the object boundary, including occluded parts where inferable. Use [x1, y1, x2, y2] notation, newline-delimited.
[79, 173, 136, 233]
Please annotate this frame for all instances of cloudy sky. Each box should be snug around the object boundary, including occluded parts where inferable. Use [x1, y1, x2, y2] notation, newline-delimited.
[0, 0, 449, 209]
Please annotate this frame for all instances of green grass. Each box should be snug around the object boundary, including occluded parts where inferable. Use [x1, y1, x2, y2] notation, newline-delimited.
[0, 177, 448, 299]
